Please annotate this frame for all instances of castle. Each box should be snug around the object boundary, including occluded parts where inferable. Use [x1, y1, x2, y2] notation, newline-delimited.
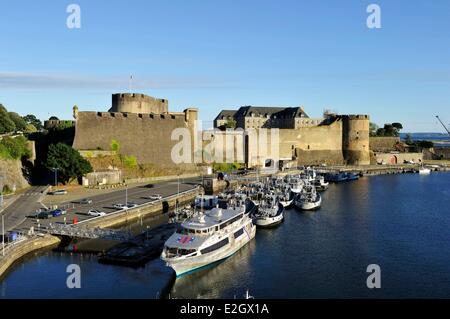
[71, 93, 370, 170]
[210, 105, 370, 167]
[72, 93, 198, 169]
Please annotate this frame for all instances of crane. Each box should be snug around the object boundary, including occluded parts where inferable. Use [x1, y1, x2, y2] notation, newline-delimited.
[435, 115, 450, 135]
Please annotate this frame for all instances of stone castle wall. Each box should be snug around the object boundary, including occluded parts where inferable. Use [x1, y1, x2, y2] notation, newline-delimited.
[369, 136, 400, 152]
[72, 109, 197, 168]
[109, 93, 169, 114]
[342, 115, 370, 165]
[201, 115, 370, 167]
[279, 118, 344, 165]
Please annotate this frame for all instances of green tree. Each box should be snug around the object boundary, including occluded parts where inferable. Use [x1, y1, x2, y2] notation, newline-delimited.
[123, 155, 138, 168]
[25, 123, 37, 133]
[23, 114, 43, 130]
[111, 139, 120, 153]
[46, 143, 93, 184]
[369, 122, 379, 137]
[392, 122, 403, 131]
[405, 133, 413, 145]
[417, 140, 434, 149]
[376, 127, 385, 136]
[383, 124, 396, 136]
[0, 136, 31, 160]
[0, 104, 16, 134]
[7, 112, 27, 132]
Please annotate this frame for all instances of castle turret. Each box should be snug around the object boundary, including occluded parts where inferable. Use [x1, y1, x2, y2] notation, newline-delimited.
[109, 93, 169, 114]
[342, 115, 370, 165]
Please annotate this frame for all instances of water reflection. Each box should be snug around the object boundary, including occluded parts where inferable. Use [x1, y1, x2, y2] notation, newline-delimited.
[169, 240, 256, 299]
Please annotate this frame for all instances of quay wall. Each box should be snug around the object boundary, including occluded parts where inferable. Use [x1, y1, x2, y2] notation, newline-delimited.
[0, 235, 61, 279]
[0, 188, 200, 278]
[373, 152, 423, 165]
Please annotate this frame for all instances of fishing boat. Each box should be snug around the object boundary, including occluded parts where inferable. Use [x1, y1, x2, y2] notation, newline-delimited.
[294, 184, 322, 210]
[313, 175, 329, 191]
[161, 205, 256, 276]
[419, 166, 431, 175]
[324, 172, 348, 183]
[279, 190, 295, 208]
[253, 196, 284, 227]
[344, 172, 360, 181]
[288, 177, 304, 193]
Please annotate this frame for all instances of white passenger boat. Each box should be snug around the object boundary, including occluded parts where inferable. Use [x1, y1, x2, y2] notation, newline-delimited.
[419, 166, 431, 175]
[161, 205, 256, 276]
[253, 196, 284, 227]
[294, 184, 322, 210]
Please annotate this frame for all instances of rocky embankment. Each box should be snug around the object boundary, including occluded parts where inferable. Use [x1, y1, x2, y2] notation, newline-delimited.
[0, 159, 30, 191]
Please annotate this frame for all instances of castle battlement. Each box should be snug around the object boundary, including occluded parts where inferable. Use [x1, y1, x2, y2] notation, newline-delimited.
[109, 92, 169, 114]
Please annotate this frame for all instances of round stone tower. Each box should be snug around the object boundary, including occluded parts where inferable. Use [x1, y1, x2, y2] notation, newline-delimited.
[109, 93, 169, 114]
[342, 115, 370, 165]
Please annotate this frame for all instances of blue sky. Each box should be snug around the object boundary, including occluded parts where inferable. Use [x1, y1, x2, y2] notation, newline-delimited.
[0, 0, 449, 132]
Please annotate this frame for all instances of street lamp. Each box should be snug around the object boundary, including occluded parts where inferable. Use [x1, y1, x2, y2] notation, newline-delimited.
[51, 167, 59, 187]
[0, 176, 4, 208]
[1, 216, 4, 257]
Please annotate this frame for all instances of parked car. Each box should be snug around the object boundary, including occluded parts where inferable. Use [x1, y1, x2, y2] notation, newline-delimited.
[146, 194, 163, 200]
[48, 189, 68, 195]
[113, 203, 127, 210]
[77, 198, 93, 205]
[88, 209, 106, 217]
[51, 209, 66, 217]
[126, 202, 138, 209]
[144, 184, 154, 188]
[36, 211, 52, 219]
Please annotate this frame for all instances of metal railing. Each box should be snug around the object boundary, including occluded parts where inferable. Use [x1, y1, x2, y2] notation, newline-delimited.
[0, 234, 28, 259]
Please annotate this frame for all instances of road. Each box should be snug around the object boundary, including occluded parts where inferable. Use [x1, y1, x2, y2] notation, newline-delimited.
[0, 186, 48, 233]
[11, 177, 203, 233]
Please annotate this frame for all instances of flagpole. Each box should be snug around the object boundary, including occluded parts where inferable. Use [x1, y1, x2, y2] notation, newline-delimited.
[129, 74, 133, 93]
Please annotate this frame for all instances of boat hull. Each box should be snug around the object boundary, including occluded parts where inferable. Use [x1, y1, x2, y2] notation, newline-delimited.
[255, 213, 284, 228]
[279, 199, 293, 208]
[163, 224, 256, 277]
[294, 196, 322, 211]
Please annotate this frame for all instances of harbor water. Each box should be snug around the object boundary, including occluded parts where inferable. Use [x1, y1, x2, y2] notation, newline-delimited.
[1, 172, 450, 298]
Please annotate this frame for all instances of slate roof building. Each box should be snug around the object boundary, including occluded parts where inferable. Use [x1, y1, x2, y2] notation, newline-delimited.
[214, 105, 323, 129]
